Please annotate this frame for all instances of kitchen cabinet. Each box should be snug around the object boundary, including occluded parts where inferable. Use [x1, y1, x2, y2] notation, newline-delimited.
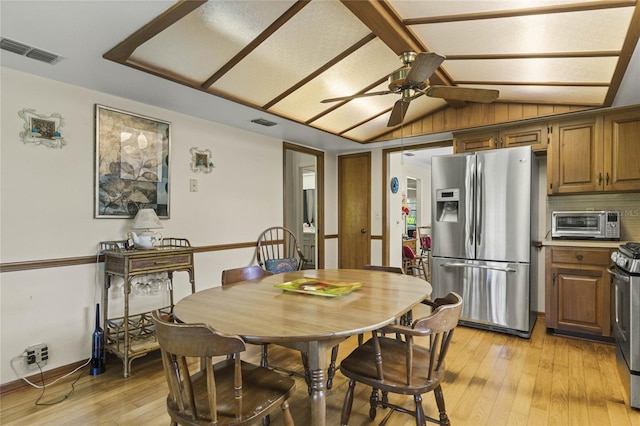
[453, 123, 548, 154]
[548, 116, 603, 194]
[548, 107, 640, 194]
[603, 109, 640, 191]
[545, 246, 614, 338]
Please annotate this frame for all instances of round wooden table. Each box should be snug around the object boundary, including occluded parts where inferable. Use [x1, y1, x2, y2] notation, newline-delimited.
[174, 269, 431, 426]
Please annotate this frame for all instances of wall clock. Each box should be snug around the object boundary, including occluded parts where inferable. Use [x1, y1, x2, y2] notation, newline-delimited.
[390, 176, 399, 193]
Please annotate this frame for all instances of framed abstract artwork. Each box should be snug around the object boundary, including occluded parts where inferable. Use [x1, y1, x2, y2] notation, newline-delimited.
[95, 105, 171, 218]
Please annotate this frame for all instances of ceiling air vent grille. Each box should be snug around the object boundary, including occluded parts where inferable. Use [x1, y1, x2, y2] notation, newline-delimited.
[0, 37, 62, 64]
[251, 118, 277, 127]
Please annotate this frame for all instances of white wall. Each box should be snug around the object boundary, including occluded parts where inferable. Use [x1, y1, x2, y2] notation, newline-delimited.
[0, 68, 338, 385]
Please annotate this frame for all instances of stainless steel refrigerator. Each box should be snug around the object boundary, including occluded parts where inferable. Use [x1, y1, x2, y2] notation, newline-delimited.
[431, 146, 538, 338]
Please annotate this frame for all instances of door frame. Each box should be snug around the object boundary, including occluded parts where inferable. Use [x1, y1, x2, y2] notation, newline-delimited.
[382, 141, 452, 265]
[283, 142, 325, 269]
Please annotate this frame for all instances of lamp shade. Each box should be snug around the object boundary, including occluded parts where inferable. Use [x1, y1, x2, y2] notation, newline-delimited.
[131, 208, 163, 230]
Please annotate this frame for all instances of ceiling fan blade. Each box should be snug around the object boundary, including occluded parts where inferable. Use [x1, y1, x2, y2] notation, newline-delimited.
[426, 86, 499, 103]
[387, 99, 410, 127]
[405, 52, 445, 86]
[321, 90, 393, 103]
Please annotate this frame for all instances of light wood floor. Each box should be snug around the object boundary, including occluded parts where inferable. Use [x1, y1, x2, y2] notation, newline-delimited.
[2, 318, 640, 426]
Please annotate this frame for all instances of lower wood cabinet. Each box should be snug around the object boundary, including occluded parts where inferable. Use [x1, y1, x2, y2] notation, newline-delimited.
[545, 246, 614, 338]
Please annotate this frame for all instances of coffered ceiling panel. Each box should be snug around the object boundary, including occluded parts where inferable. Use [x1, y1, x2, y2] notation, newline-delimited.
[102, 0, 640, 144]
[269, 38, 399, 121]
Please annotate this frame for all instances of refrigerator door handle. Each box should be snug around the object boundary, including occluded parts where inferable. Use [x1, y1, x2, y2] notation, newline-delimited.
[476, 158, 483, 247]
[440, 262, 517, 273]
[466, 158, 475, 249]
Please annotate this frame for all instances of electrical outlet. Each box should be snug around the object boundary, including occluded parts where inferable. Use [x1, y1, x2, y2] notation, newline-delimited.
[190, 178, 198, 192]
[25, 343, 48, 367]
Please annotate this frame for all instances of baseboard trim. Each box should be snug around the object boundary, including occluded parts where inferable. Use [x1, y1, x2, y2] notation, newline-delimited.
[0, 360, 88, 396]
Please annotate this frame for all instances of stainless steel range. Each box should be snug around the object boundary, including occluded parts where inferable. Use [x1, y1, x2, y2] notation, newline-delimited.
[610, 242, 640, 409]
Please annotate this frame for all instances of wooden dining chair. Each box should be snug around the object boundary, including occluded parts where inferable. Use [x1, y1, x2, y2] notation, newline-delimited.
[221, 266, 274, 366]
[403, 244, 429, 281]
[339, 292, 463, 426]
[362, 264, 405, 274]
[257, 226, 309, 273]
[221, 265, 339, 395]
[151, 310, 296, 426]
[221, 265, 274, 286]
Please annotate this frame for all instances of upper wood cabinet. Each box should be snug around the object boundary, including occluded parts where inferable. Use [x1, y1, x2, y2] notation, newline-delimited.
[453, 130, 496, 152]
[454, 123, 548, 154]
[548, 107, 640, 195]
[548, 116, 603, 194]
[603, 109, 640, 192]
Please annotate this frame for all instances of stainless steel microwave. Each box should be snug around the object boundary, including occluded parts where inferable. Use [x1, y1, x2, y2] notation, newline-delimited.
[551, 210, 620, 240]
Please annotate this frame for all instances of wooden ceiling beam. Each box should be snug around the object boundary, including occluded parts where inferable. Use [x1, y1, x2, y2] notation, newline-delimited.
[604, 2, 640, 105]
[340, 0, 419, 56]
[104, 0, 206, 63]
[341, 0, 464, 108]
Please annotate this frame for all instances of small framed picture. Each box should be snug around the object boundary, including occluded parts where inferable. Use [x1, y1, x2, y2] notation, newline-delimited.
[190, 147, 214, 173]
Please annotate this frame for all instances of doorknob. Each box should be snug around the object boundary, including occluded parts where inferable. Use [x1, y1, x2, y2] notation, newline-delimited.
[361, 228, 367, 234]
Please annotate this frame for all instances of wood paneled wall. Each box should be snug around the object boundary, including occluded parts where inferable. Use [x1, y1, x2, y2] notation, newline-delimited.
[373, 102, 593, 142]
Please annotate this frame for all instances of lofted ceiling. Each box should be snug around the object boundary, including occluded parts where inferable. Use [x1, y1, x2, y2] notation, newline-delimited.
[101, 0, 640, 144]
[1, 1, 639, 151]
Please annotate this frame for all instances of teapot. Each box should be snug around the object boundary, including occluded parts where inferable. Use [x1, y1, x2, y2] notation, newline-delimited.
[131, 231, 163, 249]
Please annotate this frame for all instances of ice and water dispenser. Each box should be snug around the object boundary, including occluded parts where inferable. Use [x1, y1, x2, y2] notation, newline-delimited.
[436, 189, 459, 222]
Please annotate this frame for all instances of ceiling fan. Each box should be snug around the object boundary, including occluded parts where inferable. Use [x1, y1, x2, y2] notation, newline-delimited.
[321, 51, 499, 127]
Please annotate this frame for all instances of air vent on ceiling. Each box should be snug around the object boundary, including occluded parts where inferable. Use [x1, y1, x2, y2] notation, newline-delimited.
[251, 118, 277, 127]
[0, 37, 63, 64]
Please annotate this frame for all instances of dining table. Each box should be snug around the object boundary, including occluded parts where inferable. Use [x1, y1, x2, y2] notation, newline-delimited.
[173, 268, 432, 426]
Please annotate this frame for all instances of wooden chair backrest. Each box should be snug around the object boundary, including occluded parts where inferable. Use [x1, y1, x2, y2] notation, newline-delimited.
[362, 265, 405, 274]
[151, 310, 246, 424]
[256, 226, 304, 270]
[221, 265, 274, 286]
[374, 292, 462, 384]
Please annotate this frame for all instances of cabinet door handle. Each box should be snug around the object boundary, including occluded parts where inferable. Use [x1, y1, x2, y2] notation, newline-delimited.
[552, 272, 556, 287]
[576, 254, 583, 261]
[606, 172, 610, 185]
[598, 172, 603, 185]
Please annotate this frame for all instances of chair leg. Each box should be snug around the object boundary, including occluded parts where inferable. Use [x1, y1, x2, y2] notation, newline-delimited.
[281, 400, 294, 426]
[261, 344, 269, 368]
[327, 345, 339, 390]
[369, 388, 379, 420]
[341, 379, 356, 426]
[414, 394, 426, 426]
[434, 385, 450, 425]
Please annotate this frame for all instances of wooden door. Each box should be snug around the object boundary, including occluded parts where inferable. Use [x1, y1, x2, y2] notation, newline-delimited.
[550, 116, 603, 194]
[338, 152, 371, 269]
[604, 109, 640, 192]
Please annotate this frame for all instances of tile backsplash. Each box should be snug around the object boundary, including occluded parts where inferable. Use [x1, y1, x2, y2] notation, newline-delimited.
[546, 193, 640, 241]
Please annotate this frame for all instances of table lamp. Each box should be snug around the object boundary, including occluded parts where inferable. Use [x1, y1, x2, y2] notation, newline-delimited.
[131, 208, 163, 248]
